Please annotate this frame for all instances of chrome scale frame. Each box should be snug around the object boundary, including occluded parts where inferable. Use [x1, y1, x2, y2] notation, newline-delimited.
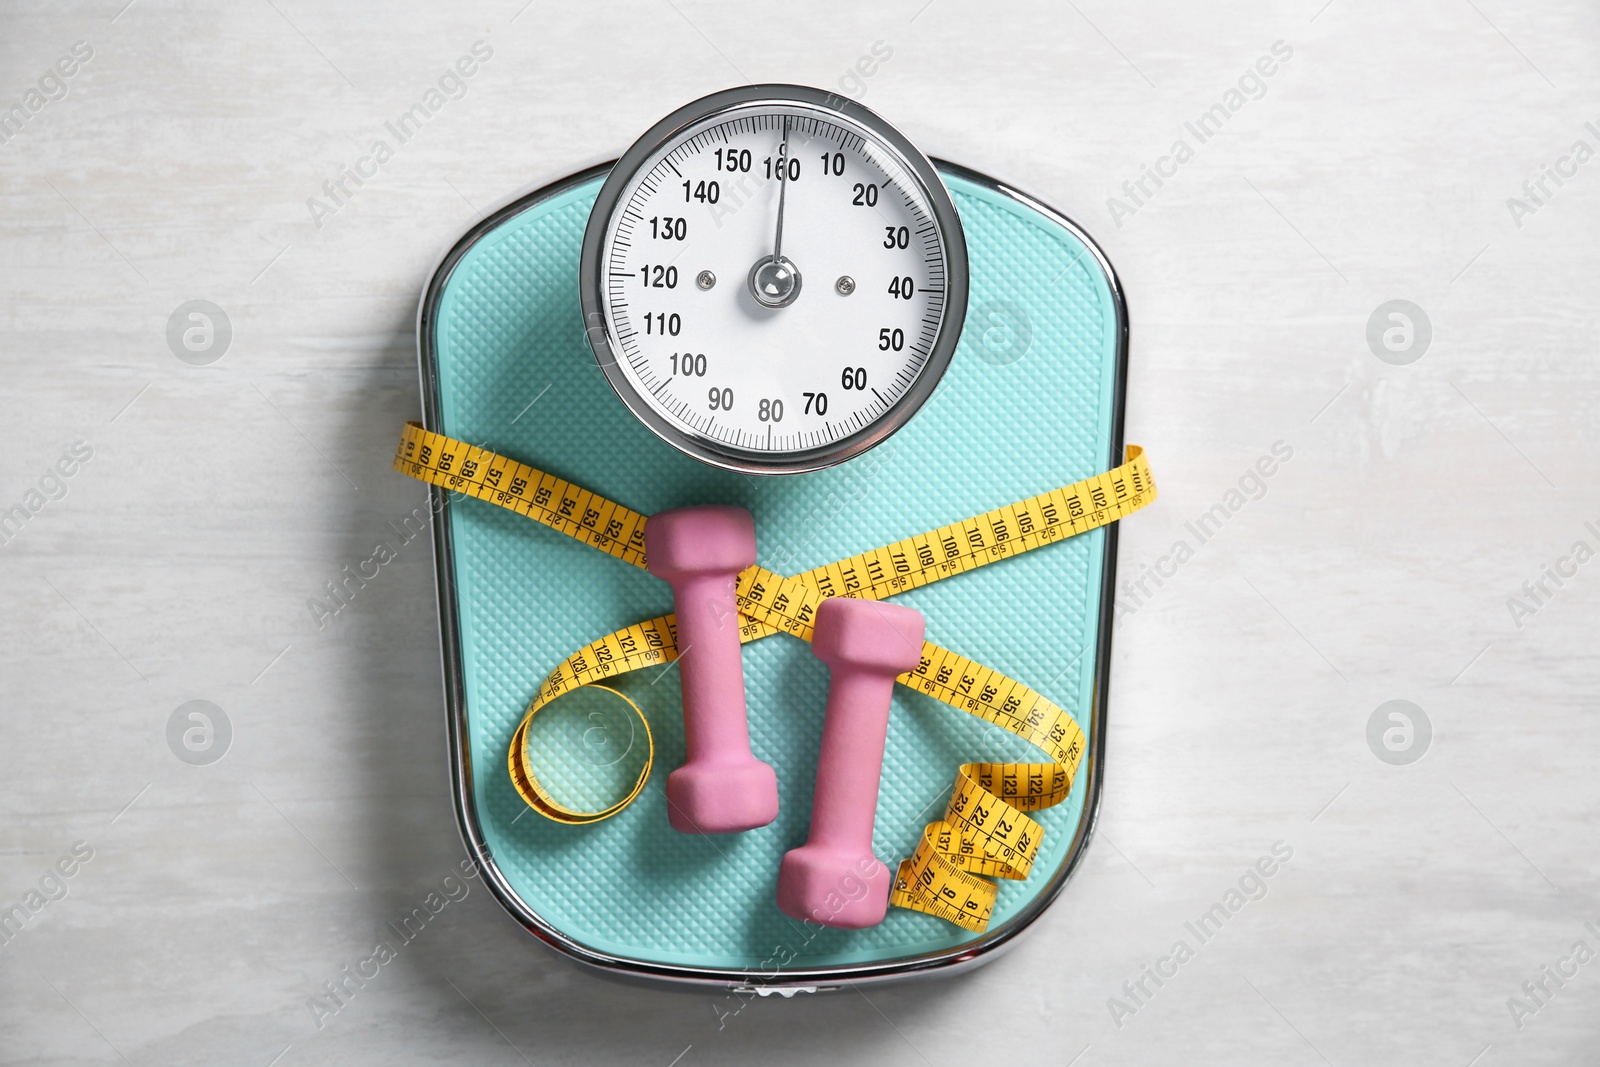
[413, 159, 1130, 992]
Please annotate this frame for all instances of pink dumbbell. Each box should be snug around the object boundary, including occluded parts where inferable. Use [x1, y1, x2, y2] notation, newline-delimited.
[644, 505, 779, 834]
[776, 597, 926, 928]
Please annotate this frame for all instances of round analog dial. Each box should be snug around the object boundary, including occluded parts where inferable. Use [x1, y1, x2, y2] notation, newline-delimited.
[581, 85, 968, 474]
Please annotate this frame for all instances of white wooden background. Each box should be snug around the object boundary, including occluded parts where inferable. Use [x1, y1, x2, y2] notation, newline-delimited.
[2, 1, 1596, 1064]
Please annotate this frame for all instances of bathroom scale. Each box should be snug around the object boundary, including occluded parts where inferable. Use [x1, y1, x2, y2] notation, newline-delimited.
[408, 114, 1130, 988]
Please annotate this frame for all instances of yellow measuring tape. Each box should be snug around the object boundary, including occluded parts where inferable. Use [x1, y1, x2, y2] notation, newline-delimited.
[394, 422, 1155, 931]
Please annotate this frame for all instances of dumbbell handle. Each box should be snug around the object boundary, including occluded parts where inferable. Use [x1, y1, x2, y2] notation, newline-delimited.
[804, 669, 898, 850]
[664, 569, 751, 762]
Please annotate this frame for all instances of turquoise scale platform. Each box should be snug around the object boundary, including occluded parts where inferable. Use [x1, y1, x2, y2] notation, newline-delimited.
[420, 163, 1126, 980]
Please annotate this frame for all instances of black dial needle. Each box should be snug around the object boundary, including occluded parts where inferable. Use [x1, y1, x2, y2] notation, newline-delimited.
[748, 116, 802, 308]
[772, 116, 790, 263]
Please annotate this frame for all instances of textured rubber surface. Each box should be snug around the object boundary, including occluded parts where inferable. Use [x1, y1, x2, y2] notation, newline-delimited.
[432, 170, 1120, 970]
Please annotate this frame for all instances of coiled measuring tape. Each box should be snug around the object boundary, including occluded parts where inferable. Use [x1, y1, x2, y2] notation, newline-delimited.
[394, 422, 1155, 931]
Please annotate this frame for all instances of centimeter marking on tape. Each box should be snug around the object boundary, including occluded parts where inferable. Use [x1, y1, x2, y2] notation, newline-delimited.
[734, 452, 1153, 645]
[394, 421, 1156, 932]
[394, 424, 650, 569]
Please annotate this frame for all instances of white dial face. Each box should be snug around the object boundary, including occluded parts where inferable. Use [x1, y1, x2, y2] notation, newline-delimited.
[598, 104, 953, 460]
